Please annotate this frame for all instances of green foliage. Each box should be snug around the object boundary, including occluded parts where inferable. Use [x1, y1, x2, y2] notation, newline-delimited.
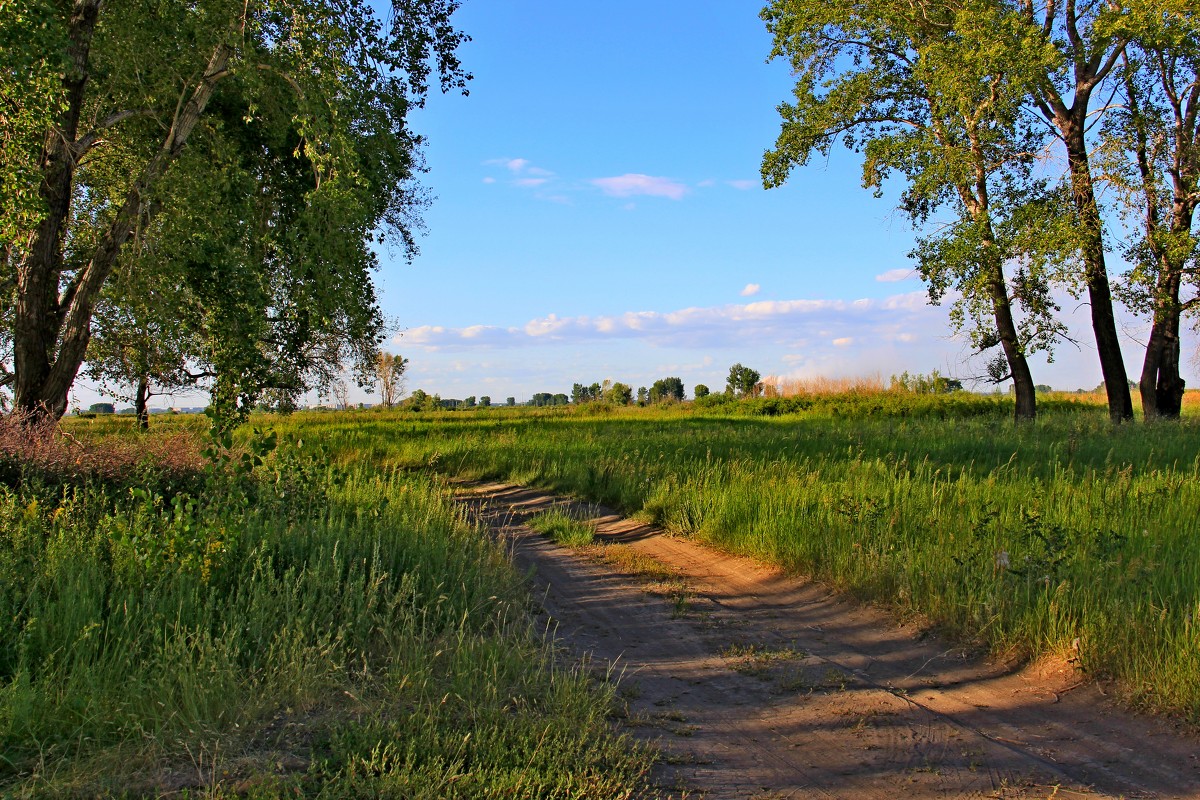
[608, 382, 634, 406]
[3, 0, 472, 420]
[889, 370, 963, 394]
[760, 0, 1077, 417]
[725, 364, 760, 398]
[694, 383, 710, 399]
[530, 392, 569, 407]
[649, 376, 685, 403]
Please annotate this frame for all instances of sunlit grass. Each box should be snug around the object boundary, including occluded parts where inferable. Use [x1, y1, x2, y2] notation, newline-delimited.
[528, 509, 596, 547]
[1, 421, 651, 797]
[283, 395, 1200, 720]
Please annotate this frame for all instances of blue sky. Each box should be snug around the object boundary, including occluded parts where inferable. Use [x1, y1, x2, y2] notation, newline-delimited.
[369, 0, 1189, 404]
[70, 0, 1196, 409]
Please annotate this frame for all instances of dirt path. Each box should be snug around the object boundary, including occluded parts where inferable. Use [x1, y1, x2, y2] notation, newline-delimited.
[454, 482, 1200, 800]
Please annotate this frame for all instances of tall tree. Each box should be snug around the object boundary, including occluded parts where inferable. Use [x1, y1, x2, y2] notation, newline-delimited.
[761, 0, 1067, 421]
[1012, 0, 1138, 421]
[1, 0, 469, 421]
[1100, 8, 1199, 419]
[376, 352, 409, 409]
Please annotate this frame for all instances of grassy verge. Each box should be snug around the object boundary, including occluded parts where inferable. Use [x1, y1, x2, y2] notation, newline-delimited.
[2, 417, 650, 797]
[281, 396, 1200, 721]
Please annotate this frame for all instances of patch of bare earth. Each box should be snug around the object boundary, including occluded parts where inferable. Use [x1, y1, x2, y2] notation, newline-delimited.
[455, 481, 1200, 800]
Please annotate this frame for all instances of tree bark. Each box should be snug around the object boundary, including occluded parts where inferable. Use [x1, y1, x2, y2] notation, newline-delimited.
[1140, 267, 1186, 420]
[13, 0, 102, 421]
[988, 265, 1037, 422]
[1061, 120, 1134, 422]
[135, 376, 150, 430]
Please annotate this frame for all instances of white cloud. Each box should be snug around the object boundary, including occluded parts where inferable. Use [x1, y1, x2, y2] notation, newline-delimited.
[876, 268, 915, 282]
[591, 173, 688, 200]
[727, 179, 757, 190]
[514, 178, 549, 187]
[524, 314, 569, 337]
[401, 292, 947, 354]
[502, 158, 529, 172]
[740, 283, 761, 297]
[482, 176, 496, 184]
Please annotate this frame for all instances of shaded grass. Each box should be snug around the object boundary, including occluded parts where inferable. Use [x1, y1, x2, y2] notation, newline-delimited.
[282, 397, 1200, 720]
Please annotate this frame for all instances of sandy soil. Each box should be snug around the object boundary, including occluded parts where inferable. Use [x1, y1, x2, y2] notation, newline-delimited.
[454, 481, 1200, 800]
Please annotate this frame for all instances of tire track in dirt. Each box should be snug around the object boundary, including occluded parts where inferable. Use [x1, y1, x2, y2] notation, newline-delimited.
[455, 481, 1200, 799]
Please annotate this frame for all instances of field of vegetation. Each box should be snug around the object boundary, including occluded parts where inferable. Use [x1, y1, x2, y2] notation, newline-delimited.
[283, 391, 1200, 722]
[0, 415, 650, 798]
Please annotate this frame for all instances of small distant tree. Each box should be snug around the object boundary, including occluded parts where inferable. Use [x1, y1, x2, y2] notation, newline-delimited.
[649, 377, 685, 403]
[890, 370, 962, 394]
[464, 396, 476, 408]
[506, 397, 516, 406]
[479, 395, 491, 407]
[608, 382, 633, 405]
[552, 393, 570, 406]
[637, 386, 648, 405]
[726, 364, 761, 398]
[88, 402, 115, 415]
[330, 381, 351, 411]
[376, 352, 409, 408]
[406, 389, 434, 411]
[694, 384, 710, 399]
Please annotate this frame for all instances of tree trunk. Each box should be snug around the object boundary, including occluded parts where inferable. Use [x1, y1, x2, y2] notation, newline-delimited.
[1140, 266, 1186, 420]
[1062, 121, 1134, 423]
[13, 29, 233, 422]
[979, 219, 1036, 422]
[991, 280, 1037, 422]
[12, 0, 102, 422]
[133, 377, 150, 429]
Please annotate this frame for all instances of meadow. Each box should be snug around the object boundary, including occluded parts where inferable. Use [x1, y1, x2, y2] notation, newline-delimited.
[0, 414, 650, 797]
[285, 391, 1200, 721]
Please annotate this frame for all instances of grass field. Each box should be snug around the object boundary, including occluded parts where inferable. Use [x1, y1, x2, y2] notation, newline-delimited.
[279, 391, 1200, 721]
[0, 415, 651, 797]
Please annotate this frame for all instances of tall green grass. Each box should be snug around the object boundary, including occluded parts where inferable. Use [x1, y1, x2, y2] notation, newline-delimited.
[285, 397, 1200, 720]
[2, 422, 649, 797]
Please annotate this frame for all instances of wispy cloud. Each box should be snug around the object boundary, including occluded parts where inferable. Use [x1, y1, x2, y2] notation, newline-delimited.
[591, 173, 688, 200]
[740, 283, 761, 297]
[876, 268, 916, 282]
[727, 179, 757, 190]
[485, 157, 529, 172]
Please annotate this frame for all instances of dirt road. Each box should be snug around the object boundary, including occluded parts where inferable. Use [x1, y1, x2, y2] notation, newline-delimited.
[455, 481, 1200, 799]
